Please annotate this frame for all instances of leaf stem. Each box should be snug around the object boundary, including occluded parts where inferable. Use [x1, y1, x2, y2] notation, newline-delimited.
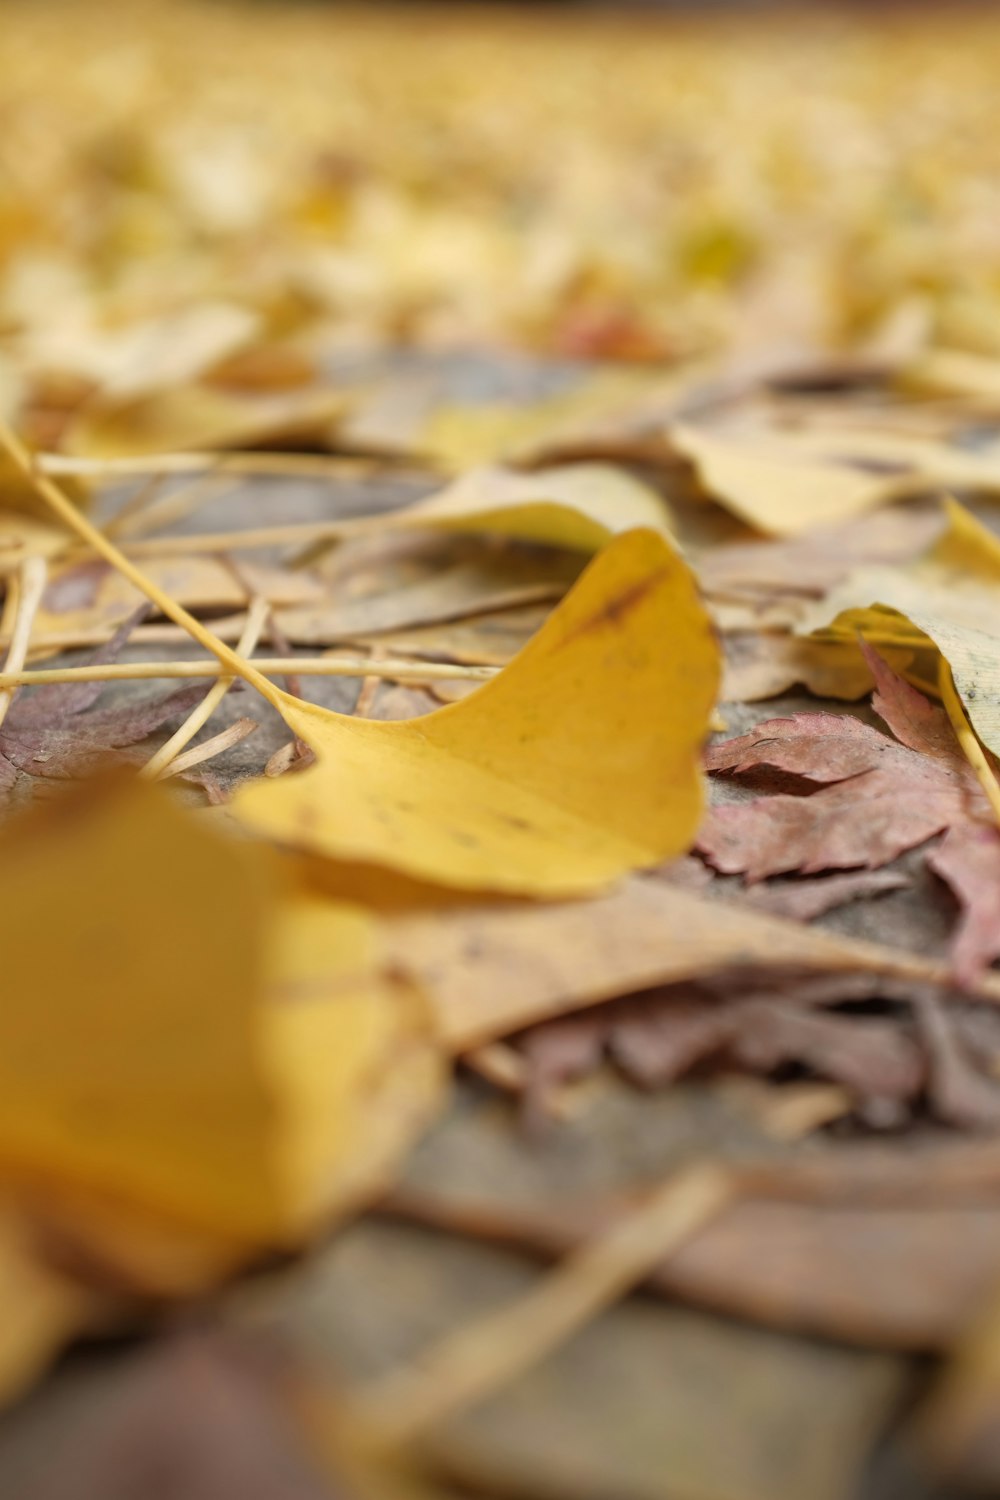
[141, 597, 271, 779]
[0, 656, 497, 690]
[0, 422, 289, 714]
[345, 1161, 734, 1450]
[0, 555, 47, 731]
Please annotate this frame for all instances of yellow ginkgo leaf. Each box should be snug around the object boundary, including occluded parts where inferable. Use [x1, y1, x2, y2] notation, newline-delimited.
[382, 462, 674, 553]
[0, 779, 442, 1267]
[1, 432, 718, 896]
[231, 527, 719, 895]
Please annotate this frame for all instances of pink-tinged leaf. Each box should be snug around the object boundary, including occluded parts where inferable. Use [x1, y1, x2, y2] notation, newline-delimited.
[928, 823, 1000, 988]
[703, 651, 1000, 981]
[705, 712, 890, 783]
[861, 640, 960, 762]
[700, 766, 966, 881]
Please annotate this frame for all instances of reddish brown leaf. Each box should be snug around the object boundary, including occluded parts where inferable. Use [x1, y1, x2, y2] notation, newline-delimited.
[520, 972, 930, 1121]
[0, 612, 210, 798]
[701, 654, 987, 882]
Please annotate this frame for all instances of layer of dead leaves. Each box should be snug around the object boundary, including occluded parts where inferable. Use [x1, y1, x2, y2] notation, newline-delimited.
[8, 5, 1000, 1499]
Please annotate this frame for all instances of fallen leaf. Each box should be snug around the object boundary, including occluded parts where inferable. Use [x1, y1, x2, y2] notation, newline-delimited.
[743, 869, 910, 921]
[914, 991, 1000, 1131]
[378, 872, 997, 1053]
[277, 534, 580, 647]
[0, 612, 207, 800]
[0, 1208, 98, 1407]
[697, 505, 944, 597]
[63, 384, 348, 461]
[722, 633, 876, 703]
[807, 499, 1000, 755]
[387, 1144, 1000, 1350]
[520, 980, 926, 1122]
[701, 648, 1000, 981]
[700, 647, 989, 882]
[0, 777, 442, 1306]
[231, 528, 719, 896]
[0, 1333, 341, 1500]
[33, 553, 322, 644]
[383, 462, 674, 553]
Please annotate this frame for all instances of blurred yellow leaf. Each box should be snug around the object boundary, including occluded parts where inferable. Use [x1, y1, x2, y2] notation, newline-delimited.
[0, 779, 442, 1264]
[63, 384, 347, 460]
[385, 462, 674, 553]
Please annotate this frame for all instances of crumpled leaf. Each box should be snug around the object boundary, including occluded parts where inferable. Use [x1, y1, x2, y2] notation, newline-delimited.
[0, 777, 442, 1316]
[700, 645, 985, 879]
[232, 528, 719, 896]
[701, 647, 1000, 982]
[520, 980, 927, 1122]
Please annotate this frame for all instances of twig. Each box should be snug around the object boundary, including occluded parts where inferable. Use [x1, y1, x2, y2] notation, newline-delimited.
[353, 647, 386, 720]
[0, 421, 301, 715]
[462, 1042, 527, 1093]
[0, 556, 47, 731]
[38, 451, 408, 481]
[344, 1161, 734, 1451]
[160, 717, 259, 779]
[0, 656, 498, 690]
[141, 597, 271, 779]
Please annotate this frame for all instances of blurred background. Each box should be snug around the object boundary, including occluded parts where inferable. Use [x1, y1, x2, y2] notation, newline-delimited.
[5, 0, 1000, 433]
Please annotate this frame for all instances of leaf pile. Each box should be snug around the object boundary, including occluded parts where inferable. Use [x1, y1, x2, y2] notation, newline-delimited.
[7, 5, 1000, 1499]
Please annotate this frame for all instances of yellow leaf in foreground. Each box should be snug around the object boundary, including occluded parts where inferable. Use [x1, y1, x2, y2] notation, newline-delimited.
[0, 780, 441, 1261]
[232, 528, 719, 895]
[385, 462, 674, 552]
[807, 500, 1000, 754]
